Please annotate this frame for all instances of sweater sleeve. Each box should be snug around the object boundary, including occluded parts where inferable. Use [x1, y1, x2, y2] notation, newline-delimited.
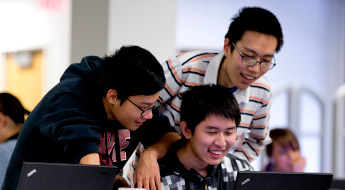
[40, 90, 101, 163]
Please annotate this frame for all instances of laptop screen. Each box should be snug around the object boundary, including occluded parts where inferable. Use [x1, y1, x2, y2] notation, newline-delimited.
[235, 171, 333, 190]
[17, 162, 119, 190]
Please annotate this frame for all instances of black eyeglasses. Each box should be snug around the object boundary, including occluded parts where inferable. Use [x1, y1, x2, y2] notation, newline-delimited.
[232, 43, 276, 71]
[127, 98, 160, 116]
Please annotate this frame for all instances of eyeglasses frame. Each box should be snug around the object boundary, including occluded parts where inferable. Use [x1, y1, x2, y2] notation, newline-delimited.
[232, 42, 276, 70]
[126, 98, 160, 116]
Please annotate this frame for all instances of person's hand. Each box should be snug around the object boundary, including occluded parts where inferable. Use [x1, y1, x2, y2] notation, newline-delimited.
[292, 155, 306, 172]
[133, 149, 161, 190]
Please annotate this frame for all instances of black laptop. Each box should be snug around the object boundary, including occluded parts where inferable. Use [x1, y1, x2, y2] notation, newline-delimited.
[235, 171, 333, 190]
[329, 178, 345, 190]
[17, 162, 119, 190]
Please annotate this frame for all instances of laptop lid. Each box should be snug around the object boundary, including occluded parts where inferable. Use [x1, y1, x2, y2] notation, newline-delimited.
[235, 171, 333, 190]
[329, 178, 345, 190]
[17, 162, 119, 190]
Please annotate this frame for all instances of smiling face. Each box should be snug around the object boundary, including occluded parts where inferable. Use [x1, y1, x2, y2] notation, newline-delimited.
[179, 114, 237, 173]
[218, 30, 278, 90]
[103, 89, 160, 131]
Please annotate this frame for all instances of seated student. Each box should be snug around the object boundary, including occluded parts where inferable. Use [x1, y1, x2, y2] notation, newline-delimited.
[0, 92, 30, 186]
[158, 84, 253, 190]
[263, 128, 306, 172]
[2, 45, 180, 190]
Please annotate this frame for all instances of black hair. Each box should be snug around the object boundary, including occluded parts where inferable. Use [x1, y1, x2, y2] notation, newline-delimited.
[0, 92, 30, 124]
[98, 45, 166, 102]
[225, 6, 284, 53]
[180, 84, 241, 134]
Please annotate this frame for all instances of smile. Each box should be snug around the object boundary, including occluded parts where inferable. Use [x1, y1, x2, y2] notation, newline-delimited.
[242, 73, 255, 80]
[209, 150, 223, 155]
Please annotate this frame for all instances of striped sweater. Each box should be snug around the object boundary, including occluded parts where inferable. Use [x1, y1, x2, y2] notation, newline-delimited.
[159, 50, 272, 162]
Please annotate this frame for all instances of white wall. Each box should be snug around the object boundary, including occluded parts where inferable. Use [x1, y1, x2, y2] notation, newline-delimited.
[108, 0, 177, 63]
[0, 0, 71, 93]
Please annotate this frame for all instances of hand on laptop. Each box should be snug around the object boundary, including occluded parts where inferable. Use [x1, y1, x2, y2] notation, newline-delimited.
[133, 149, 161, 190]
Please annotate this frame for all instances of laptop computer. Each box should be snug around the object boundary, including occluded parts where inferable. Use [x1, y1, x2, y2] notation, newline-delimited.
[235, 171, 333, 190]
[17, 162, 119, 190]
[329, 178, 345, 190]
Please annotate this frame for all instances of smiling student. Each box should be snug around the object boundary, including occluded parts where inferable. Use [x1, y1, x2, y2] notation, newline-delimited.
[159, 85, 253, 190]
[159, 6, 284, 162]
[2, 45, 179, 190]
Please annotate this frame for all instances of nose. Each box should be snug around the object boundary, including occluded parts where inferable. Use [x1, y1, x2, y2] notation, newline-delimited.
[214, 133, 226, 148]
[247, 62, 261, 73]
[142, 110, 153, 120]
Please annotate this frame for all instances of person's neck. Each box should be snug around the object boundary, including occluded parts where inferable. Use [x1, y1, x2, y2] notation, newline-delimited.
[0, 123, 21, 143]
[176, 145, 208, 177]
[217, 57, 235, 88]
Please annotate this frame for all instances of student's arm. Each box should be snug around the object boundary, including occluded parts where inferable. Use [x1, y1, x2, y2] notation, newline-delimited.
[41, 92, 102, 164]
[133, 132, 181, 190]
[159, 55, 185, 104]
[79, 153, 100, 165]
[233, 88, 272, 162]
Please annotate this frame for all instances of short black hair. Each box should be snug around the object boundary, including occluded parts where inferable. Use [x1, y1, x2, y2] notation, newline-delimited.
[225, 6, 284, 53]
[180, 84, 241, 134]
[98, 45, 166, 101]
[0, 92, 30, 124]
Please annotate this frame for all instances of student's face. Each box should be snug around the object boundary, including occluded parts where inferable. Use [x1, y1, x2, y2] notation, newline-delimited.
[107, 91, 160, 131]
[271, 142, 300, 172]
[220, 30, 277, 90]
[187, 114, 237, 167]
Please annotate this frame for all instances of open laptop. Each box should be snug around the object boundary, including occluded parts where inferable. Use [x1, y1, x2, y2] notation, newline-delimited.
[235, 171, 333, 190]
[17, 162, 119, 190]
[329, 178, 345, 190]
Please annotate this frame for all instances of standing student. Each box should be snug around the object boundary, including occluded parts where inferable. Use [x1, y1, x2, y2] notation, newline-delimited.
[159, 6, 284, 162]
[0, 93, 30, 186]
[263, 128, 306, 172]
[159, 85, 253, 190]
[2, 45, 180, 190]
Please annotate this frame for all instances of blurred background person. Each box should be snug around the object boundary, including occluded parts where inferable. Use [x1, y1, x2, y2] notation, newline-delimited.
[263, 128, 306, 172]
[0, 92, 30, 185]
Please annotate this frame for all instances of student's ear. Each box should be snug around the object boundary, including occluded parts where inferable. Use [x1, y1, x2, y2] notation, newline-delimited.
[223, 38, 231, 56]
[106, 89, 118, 104]
[180, 121, 192, 139]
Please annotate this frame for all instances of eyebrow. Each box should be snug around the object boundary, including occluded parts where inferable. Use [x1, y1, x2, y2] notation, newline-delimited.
[243, 47, 274, 58]
[206, 126, 236, 130]
[138, 100, 158, 107]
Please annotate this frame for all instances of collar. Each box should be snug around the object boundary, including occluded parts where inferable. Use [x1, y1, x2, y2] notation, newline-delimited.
[233, 87, 250, 104]
[203, 52, 250, 104]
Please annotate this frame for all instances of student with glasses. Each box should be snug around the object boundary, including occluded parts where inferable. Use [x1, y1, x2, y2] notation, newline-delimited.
[2, 46, 180, 190]
[159, 6, 284, 163]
